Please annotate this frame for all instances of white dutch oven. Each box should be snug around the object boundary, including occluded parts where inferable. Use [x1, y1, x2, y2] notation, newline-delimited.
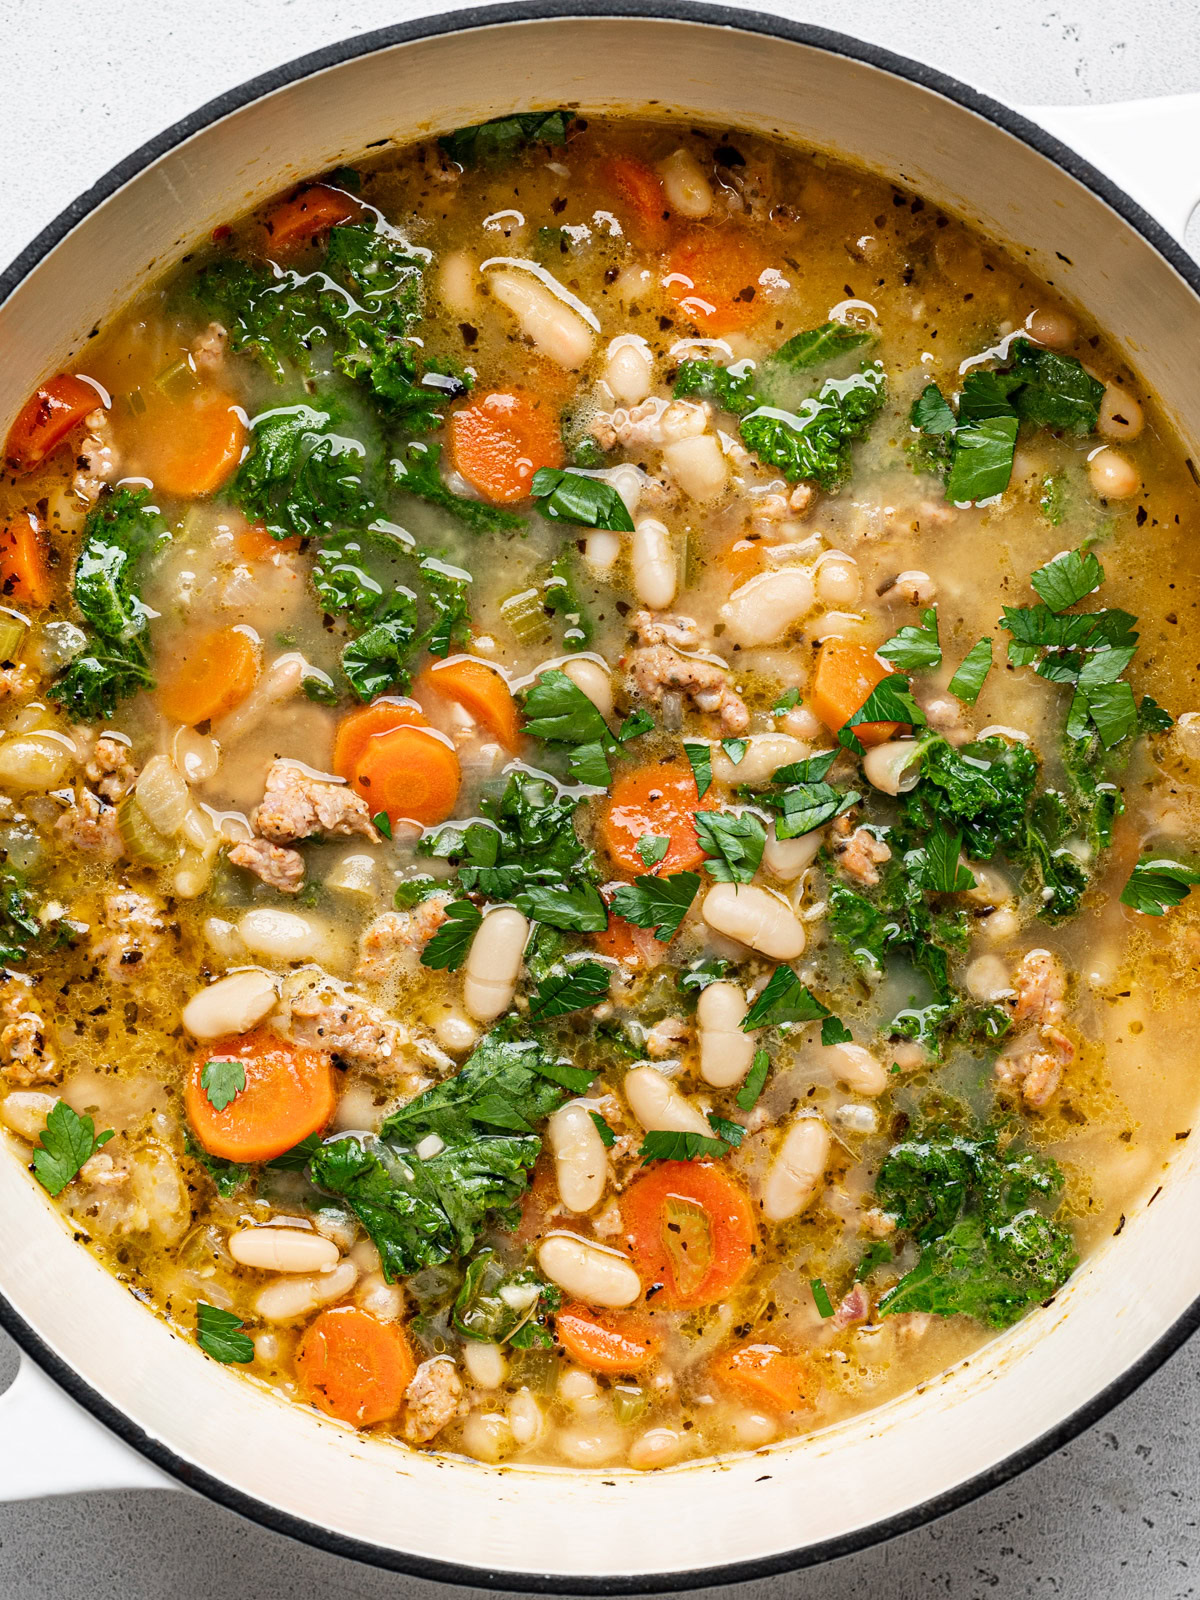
[1, 5, 1199, 1588]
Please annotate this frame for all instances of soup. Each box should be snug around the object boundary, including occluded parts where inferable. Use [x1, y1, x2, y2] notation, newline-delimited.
[1, 112, 1197, 1472]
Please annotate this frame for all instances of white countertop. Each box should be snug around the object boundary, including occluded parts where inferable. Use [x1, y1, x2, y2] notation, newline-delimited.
[2, 2, 1199, 1597]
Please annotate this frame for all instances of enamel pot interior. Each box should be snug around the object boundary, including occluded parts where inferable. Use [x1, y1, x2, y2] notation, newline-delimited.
[2, 9, 1199, 1588]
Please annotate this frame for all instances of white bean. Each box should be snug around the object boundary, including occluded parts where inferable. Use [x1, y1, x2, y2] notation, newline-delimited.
[238, 908, 329, 963]
[559, 1368, 601, 1407]
[1088, 447, 1141, 500]
[624, 1064, 712, 1137]
[434, 1012, 478, 1055]
[662, 434, 727, 502]
[702, 883, 805, 959]
[711, 733, 808, 787]
[727, 1406, 778, 1447]
[861, 739, 923, 797]
[538, 1232, 641, 1307]
[1098, 384, 1144, 441]
[1026, 307, 1075, 348]
[658, 149, 714, 217]
[555, 1419, 626, 1466]
[0, 735, 74, 792]
[631, 517, 677, 609]
[507, 1388, 545, 1447]
[548, 1100, 608, 1213]
[461, 1341, 508, 1390]
[562, 656, 613, 719]
[326, 851, 377, 898]
[357, 1272, 404, 1322]
[463, 907, 529, 1023]
[823, 1042, 888, 1097]
[228, 1227, 340, 1273]
[488, 267, 594, 369]
[172, 726, 220, 783]
[761, 1116, 830, 1221]
[460, 1410, 513, 1463]
[981, 906, 1021, 945]
[181, 968, 277, 1039]
[603, 337, 653, 406]
[608, 463, 644, 516]
[697, 982, 756, 1088]
[584, 529, 622, 574]
[254, 1258, 357, 1321]
[762, 822, 822, 882]
[965, 953, 1014, 1003]
[438, 251, 477, 317]
[780, 705, 822, 741]
[808, 610, 865, 644]
[814, 554, 862, 607]
[0, 1089, 58, 1142]
[719, 567, 815, 649]
[629, 1427, 684, 1470]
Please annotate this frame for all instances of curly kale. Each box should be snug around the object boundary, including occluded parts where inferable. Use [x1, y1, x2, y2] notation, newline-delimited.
[872, 1119, 1077, 1327]
[232, 405, 379, 541]
[739, 366, 887, 490]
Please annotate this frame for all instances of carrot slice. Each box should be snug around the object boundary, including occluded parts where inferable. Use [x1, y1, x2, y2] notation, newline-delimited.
[333, 699, 430, 782]
[263, 184, 361, 256]
[158, 627, 259, 726]
[448, 388, 563, 505]
[622, 1161, 758, 1309]
[712, 1343, 813, 1413]
[0, 511, 52, 607]
[722, 537, 766, 588]
[809, 640, 902, 748]
[4, 374, 100, 474]
[555, 1304, 663, 1374]
[598, 759, 716, 878]
[592, 903, 666, 969]
[422, 657, 522, 751]
[665, 230, 770, 333]
[134, 388, 246, 498]
[296, 1306, 416, 1428]
[235, 521, 301, 560]
[600, 155, 670, 250]
[184, 1029, 337, 1164]
[350, 723, 461, 827]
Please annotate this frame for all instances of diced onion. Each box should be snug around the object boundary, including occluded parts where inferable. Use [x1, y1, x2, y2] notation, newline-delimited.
[134, 755, 190, 837]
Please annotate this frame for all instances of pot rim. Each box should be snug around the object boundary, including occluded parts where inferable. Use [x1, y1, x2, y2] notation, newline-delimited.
[2, 2, 1198, 1589]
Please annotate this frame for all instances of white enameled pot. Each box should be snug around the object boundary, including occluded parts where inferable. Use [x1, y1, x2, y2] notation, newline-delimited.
[1, 7, 1200, 1588]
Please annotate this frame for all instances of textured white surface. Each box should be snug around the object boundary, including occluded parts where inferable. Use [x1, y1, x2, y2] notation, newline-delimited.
[2, 2, 1200, 1597]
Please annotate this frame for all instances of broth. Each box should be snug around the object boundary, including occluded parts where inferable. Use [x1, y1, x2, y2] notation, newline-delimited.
[0, 113, 1197, 1472]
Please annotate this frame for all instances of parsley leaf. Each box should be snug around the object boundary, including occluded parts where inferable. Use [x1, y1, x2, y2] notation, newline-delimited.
[196, 1303, 255, 1365]
[527, 959, 611, 1019]
[618, 709, 655, 742]
[721, 737, 748, 765]
[947, 638, 993, 704]
[810, 1278, 835, 1318]
[609, 872, 700, 942]
[911, 383, 957, 435]
[590, 1110, 616, 1148]
[638, 1129, 730, 1164]
[684, 741, 713, 799]
[945, 413, 1018, 503]
[531, 468, 635, 532]
[201, 1058, 246, 1113]
[421, 900, 483, 970]
[515, 881, 609, 933]
[636, 835, 670, 870]
[917, 827, 976, 894]
[736, 1049, 770, 1110]
[820, 1016, 854, 1046]
[1120, 856, 1200, 915]
[694, 810, 767, 884]
[1030, 547, 1104, 612]
[771, 687, 801, 715]
[522, 669, 612, 747]
[678, 957, 732, 995]
[838, 674, 926, 756]
[32, 1102, 114, 1197]
[877, 607, 942, 672]
[742, 966, 830, 1030]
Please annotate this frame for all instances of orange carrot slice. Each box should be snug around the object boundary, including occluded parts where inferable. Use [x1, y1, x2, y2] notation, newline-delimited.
[622, 1161, 758, 1309]
[350, 723, 461, 827]
[0, 511, 52, 607]
[600, 155, 671, 250]
[158, 627, 259, 726]
[5, 374, 100, 474]
[135, 389, 246, 498]
[296, 1307, 416, 1428]
[712, 1343, 813, 1413]
[333, 700, 430, 782]
[555, 1304, 663, 1373]
[665, 230, 770, 333]
[810, 640, 902, 748]
[184, 1029, 337, 1164]
[234, 521, 301, 559]
[263, 184, 361, 256]
[598, 760, 715, 878]
[448, 389, 563, 505]
[422, 657, 522, 751]
[722, 537, 766, 587]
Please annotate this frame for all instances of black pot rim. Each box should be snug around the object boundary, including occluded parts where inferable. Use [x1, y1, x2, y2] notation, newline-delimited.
[3, 3, 1199, 1591]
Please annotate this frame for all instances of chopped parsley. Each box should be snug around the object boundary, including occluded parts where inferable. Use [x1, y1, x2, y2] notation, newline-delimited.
[32, 1102, 115, 1197]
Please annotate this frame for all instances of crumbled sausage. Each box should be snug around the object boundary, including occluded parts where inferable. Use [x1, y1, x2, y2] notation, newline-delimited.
[254, 761, 379, 844]
[995, 1022, 1074, 1108]
[403, 1357, 466, 1444]
[228, 838, 306, 895]
[831, 813, 891, 886]
[628, 644, 749, 733]
[590, 397, 708, 452]
[644, 1016, 691, 1058]
[192, 321, 228, 372]
[79, 1150, 130, 1188]
[0, 663, 38, 701]
[72, 409, 119, 507]
[631, 610, 704, 651]
[0, 974, 57, 1085]
[86, 734, 137, 802]
[277, 970, 408, 1071]
[356, 902, 452, 982]
[1009, 948, 1067, 1026]
[53, 787, 124, 860]
[92, 889, 166, 983]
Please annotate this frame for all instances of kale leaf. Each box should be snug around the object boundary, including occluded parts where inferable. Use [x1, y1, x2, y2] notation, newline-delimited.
[439, 111, 571, 168]
[390, 441, 526, 535]
[233, 406, 378, 540]
[740, 365, 887, 489]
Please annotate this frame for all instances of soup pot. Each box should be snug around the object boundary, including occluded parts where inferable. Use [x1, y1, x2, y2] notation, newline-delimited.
[2, 5, 1199, 1588]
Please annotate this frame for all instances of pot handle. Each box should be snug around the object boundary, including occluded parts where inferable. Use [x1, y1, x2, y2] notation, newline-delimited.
[0, 1354, 177, 1499]
[1018, 94, 1200, 246]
